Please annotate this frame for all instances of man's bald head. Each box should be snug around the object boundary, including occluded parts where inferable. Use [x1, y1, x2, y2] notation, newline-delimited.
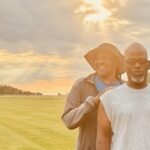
[124, 42, 148, 60]
[124, 42, 149, 88]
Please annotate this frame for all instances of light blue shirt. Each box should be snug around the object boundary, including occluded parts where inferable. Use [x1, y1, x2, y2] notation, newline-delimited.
[94, 75, 121, 92]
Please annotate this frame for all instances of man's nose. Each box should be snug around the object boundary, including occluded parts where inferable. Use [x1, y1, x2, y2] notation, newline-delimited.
[96, 61, 105, 66]
[134, 62, 142, 68]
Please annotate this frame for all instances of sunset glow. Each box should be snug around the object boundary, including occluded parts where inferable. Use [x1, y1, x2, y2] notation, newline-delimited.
[0, 0, 148, 95]
[76, 0, 111, 24]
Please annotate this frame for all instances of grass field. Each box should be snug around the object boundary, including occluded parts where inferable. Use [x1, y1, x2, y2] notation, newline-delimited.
[0, 96, 77, 150]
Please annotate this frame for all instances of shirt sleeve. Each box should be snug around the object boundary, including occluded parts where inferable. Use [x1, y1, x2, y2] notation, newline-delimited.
[61, 79, 97, 129]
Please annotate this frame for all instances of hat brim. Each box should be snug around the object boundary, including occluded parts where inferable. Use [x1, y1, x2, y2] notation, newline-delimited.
[84, 44, 125, 75]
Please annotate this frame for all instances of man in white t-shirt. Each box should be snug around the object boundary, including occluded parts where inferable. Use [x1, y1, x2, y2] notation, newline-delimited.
[96, 43, 150, 150]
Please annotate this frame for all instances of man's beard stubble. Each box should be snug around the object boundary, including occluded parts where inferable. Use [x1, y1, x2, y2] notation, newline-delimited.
[131, 76, 145, 83]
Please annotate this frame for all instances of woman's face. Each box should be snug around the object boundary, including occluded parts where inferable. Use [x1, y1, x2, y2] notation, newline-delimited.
[94, 53, 119, 78]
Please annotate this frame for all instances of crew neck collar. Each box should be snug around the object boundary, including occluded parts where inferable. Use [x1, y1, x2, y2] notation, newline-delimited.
[125, 82, 149, 91]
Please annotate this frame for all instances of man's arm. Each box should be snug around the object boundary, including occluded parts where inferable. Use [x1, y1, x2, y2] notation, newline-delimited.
[61, 79, 99, 129]
[96, 101, 112, 150]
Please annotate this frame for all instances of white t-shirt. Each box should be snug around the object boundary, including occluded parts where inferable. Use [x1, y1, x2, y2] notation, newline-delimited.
[100, 83, 150, 150]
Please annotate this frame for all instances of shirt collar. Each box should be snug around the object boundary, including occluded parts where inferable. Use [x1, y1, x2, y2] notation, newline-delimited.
[84, 73, 97, 84]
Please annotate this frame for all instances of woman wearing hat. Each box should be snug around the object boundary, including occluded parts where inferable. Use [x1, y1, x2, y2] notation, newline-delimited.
[61, 43, 125, 150]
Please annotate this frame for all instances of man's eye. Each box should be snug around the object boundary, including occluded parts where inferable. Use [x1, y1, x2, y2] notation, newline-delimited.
[127, 60, 147, 64]
[140, 60, 147, 63]
[127, 60, 134, 64]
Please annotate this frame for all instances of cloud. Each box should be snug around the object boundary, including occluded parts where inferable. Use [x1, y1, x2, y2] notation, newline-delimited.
[14, 78, 74, 95]
[0, 0, 150, 94]
[0, 0, 85, 55]
[0, 0, 150, 54]
[0, 50, 92, 86]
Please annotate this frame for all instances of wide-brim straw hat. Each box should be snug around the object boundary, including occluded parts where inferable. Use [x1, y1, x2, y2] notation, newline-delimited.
[84, 43, 125, 75]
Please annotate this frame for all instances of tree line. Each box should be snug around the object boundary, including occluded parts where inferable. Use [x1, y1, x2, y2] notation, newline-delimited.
[0, 85, 42, 95]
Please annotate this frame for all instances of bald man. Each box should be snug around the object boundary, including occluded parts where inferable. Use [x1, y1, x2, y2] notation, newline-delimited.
[96, 43, 150, 150]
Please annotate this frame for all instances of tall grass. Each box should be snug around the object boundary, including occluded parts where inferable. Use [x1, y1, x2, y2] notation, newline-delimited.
[0, 96, 77, 150]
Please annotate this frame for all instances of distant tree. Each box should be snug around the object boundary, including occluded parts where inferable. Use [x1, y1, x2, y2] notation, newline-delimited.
[58, 93, 62, 96]
[0, 84, 43, 95]
[36, 92, 42, 95]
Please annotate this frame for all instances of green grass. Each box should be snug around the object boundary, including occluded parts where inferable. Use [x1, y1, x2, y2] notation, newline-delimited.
[0, 96, 77, 150]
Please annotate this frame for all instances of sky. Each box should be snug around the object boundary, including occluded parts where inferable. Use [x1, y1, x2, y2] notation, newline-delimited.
[0, 0, 150, 95]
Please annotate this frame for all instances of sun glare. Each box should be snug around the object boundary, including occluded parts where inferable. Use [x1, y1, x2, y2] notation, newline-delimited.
[76, 0, 112, 24]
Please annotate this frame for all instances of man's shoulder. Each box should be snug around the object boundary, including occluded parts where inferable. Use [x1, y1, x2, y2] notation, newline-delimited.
[72, 78, 85, 88]
[101, 83, 126, 97]
[112, 83, 126, 92]
[72, 73, 96, 86]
